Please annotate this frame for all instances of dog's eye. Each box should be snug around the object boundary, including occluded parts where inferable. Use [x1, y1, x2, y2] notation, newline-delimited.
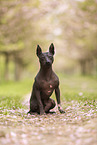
[48, 56, 53, 59]
[41, 57, 45, 60]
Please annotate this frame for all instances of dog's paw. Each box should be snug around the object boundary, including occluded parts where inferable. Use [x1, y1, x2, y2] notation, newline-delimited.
[58, 105, 65, 114]
[59, 109, 66, 114]
[40, 110, 46, 115]
[27, 111, 33, 115]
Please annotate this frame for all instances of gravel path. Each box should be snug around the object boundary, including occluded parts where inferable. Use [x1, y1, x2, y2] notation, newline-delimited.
[0, 95, 97, 145]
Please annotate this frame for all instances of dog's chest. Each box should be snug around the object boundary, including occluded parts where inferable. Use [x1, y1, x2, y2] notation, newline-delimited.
[39, 78, 58, 95]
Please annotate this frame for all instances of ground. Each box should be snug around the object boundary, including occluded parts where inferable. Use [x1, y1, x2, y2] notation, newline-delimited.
[0, 99, 97, 145]
[0, 75, 97, 145]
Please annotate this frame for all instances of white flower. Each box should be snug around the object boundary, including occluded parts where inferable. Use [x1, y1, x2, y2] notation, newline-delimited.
[79, 92, 83, 96]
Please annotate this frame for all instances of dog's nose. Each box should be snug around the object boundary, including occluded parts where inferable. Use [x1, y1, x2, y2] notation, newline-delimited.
[46, 61, 51, 65]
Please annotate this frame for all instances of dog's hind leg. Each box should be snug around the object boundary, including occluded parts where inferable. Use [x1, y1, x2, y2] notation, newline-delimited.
[44, 98, 56, 113]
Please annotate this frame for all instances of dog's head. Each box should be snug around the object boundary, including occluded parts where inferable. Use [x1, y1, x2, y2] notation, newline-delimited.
[36, 43, 55, 68]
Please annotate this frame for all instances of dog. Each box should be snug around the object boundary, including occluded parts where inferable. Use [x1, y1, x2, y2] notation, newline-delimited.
[28, 43, 65, 115]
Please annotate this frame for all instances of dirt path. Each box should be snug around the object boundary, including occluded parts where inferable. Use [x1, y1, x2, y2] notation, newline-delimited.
[0, 94, 97, 145]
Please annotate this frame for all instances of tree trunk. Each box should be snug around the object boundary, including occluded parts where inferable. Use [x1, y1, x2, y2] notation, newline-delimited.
[80, 60, 86, 75]
[14, 54, 22, 81]
[86, 59, 93, 75]
[5, 53, 9, 80]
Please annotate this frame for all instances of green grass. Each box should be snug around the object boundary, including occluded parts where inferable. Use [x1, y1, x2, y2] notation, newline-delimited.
[0, 79, 33, 109]
[58, 73, 97, 102]
[0, 73, 97, 109]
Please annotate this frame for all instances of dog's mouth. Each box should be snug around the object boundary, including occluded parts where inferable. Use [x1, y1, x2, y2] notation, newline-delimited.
[46, 62, 51, 66]
[41, 61, 52, 68]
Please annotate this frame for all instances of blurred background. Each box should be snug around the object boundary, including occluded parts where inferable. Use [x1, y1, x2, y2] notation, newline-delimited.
[0, 0, 97, 81]
[0, 1, 97, 143]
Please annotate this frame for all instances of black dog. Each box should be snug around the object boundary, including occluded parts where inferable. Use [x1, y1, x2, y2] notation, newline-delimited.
[28, 43, 65, 115]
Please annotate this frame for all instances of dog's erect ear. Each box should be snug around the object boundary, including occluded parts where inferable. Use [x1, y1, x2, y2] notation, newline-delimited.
[49, 43, 55, 55]
[36, 45, 42, 57]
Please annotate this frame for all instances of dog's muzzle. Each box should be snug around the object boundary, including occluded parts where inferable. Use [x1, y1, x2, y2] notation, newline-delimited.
[46, 61, 51, 66]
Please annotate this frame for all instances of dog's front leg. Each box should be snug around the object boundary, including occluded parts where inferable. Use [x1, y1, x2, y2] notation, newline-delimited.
[55, 86, 65, 113]
[35, 88, 45, 115]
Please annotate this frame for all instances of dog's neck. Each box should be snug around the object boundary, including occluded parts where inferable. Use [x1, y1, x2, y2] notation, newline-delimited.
[40, 66, 52, 81]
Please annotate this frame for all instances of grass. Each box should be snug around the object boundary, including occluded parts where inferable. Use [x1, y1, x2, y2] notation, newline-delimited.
[59, 73, 97, 101]
[0, 73, 97, 109]
[0, 79, 33, 109]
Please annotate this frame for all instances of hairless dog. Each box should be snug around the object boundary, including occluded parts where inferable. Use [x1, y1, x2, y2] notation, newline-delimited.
[28, 43, 65, 115]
